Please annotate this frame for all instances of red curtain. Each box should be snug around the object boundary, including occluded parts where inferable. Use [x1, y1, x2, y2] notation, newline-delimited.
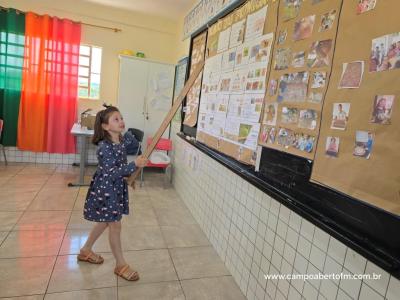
[47, 17, 81, 153]
[18, 13, 81, 153]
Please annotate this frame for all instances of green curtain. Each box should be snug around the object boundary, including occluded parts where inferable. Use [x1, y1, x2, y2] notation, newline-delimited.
[0, 8, 25, 146]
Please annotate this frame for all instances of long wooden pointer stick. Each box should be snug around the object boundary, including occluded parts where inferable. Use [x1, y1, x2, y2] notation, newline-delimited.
[127, 60, 205, 188]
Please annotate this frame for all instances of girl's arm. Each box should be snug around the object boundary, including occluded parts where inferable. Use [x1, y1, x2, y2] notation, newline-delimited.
[97, 142, 136, 180]
[123, 131, 138, 147]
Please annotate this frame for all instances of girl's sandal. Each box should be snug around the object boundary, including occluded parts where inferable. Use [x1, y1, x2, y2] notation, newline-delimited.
[77, 250, 104, 264]
[114, 265, 140, 281]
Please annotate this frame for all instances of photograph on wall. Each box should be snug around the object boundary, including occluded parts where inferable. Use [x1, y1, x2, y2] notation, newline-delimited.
[277, 72, 309, 103]
[248, 33, 274, 64]
[245, 5, 268, 41]
[283, 0, 302, 22]
[308, 91, 324, 103]
[268, 127, 277, 144]
[369, 32, 400, 72]
[274, 48, 292, 70]
[325, 136, 340, 157]
[298, 109, 318, 130]
[319, 10, 336, 32]
[268, 79, 278, 96]
[281, 107, 299, 124]
[331, 103, 350, 130]
[245, 66, 267, 93]
[338, 61, 364, 89]
[292, 51, 305, 68]
[293, 133, 315, 153]
[235, 42, 250, 68]
[311, 71, 327, 89]
[259, 125, 271, 144]
[353, 131, 373, 159]
[277, 127, 295, 148]
[229, 19, 246, 48]
[264, 103, 278, 126]
[370, 95, 394, 125]
[293, 15, 316, 41]
[307, 39, 333, 68]
[278, 29, 287, 45]
[356, 0, 377, 14]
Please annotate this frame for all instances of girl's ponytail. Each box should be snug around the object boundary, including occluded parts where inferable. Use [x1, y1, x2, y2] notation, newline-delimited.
[91, 105, 120, 145]
[92, 110, 106, 145]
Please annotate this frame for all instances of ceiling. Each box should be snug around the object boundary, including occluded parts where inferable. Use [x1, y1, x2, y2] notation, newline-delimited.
[83, 0, 197, 20]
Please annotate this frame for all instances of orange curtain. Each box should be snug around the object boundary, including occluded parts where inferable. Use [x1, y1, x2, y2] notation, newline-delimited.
[18, 13, 52, 152]
[18, 13, 81, 153]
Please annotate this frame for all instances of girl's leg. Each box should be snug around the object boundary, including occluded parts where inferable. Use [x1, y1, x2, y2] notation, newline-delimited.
[108, 221, 127, 267]
[81, 222, 108, 252]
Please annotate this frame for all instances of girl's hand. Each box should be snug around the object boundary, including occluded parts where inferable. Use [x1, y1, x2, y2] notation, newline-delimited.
[134, 155, 148, 168]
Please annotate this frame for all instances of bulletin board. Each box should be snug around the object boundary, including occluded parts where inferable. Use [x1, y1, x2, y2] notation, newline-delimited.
[196, 0, 278, 165]
[311, 0, 400, 215]
[184, 0, 400, 215]
[259, 0, 342, 160]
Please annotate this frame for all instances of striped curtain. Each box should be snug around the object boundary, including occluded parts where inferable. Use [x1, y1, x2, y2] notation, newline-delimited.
[0, 8, 25, 146]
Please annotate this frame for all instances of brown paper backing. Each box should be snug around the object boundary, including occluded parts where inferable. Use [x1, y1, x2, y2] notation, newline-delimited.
[259, 0, 343, 161]
[310, 0, 400, 215]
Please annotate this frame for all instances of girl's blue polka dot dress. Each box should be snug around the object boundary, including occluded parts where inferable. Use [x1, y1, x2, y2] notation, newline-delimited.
[84, 132, 136, 222]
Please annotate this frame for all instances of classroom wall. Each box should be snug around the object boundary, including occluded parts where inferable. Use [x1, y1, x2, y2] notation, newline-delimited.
[171, 136, 400, 300]
[0, 0, 189, 114]
[0, 0, 193, 162]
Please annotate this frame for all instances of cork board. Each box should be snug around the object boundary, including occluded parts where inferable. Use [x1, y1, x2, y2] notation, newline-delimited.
[259, 0, 343, 160]
[183, 31, 207, 127]
[311, 0, 400, 215]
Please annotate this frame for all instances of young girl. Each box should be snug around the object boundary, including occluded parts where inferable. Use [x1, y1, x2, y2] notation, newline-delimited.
[77, 105, 148, 281]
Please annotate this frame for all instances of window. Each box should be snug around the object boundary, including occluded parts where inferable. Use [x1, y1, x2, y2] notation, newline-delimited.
[0, 32, 25, 90]
[78, 45, 102, 99]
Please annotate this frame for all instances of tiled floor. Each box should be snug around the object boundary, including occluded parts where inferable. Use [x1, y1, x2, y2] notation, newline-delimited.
[0, 163, 246, 300]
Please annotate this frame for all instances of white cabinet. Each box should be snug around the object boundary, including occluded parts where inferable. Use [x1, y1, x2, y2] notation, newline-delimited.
[117, 55, 175, 150]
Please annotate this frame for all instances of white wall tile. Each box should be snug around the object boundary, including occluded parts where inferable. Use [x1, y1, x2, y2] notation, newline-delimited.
[313, 228, 330, 252]
[339, 268, 362, 299]
[336, 289, 352, 300]
[328, 237, 347, 265]
[297, 236, 312, 259]
[288, 285, 301, 300]
[303, 281, 318, 300]
[286, 227, 299, 249]
[359, 283, 383, 300]
[323, 256, 343, 285]
[300, 219, 315, 242]
[320, 278, 339, 300]
[172, 139, 396, 300]
[344, 248, 367, 275]
[363, 261, 390, 297]
[310, 244, 326, 271]
[386, 276, 400, 300]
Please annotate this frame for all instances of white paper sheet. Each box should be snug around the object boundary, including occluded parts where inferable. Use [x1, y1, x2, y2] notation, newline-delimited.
[217, 27, 232, 53]
[229, 19, 246, 48]
[245, 5, 268, 41]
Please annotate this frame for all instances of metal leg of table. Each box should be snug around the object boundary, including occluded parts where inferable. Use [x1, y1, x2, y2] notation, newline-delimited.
[68, 135, 90, 187]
